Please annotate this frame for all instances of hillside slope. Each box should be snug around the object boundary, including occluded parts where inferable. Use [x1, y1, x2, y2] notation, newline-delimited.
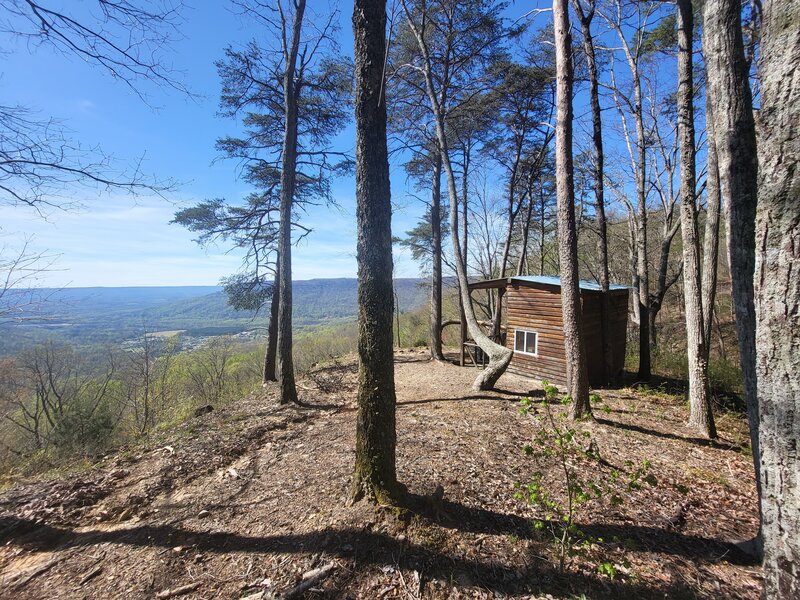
[0, 278, 429, 354]
[0, 354, 760, 599]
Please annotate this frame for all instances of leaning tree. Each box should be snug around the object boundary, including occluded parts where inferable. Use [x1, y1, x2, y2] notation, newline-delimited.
[397, 0, 513, 390]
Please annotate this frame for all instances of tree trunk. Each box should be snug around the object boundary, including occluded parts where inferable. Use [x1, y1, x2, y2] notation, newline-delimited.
[629, 213, 640, 327]
[635, 145, 650, 381]
[756, 0, 800, 594]
[351, 0, 401, 505]
[263, 268, 279, 384]
[648, 214, 681, 350]
[677, 0, 715, 438]
[703, 0, 761, 526]
[401, 1, 512, 391]
[516, 181, 534, 276]
[573, 0, 612, 386]
[276, 0, 304, 406]
[459, 146, 469, 366]
[493, 153, 523, 338]
[701, 100, 721, 355]
[539, 190, 547, 275]
[554, 0, 590, 416]
[627, 37, 651, 382]
[430, 151, 445, 360]
[442, 137, 511, 390]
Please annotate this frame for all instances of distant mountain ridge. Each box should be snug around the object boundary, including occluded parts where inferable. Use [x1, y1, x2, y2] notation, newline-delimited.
[0, 278, 429, 355]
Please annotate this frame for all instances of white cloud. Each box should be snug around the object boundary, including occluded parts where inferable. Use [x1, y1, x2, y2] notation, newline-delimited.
[0, 191, 422, 287]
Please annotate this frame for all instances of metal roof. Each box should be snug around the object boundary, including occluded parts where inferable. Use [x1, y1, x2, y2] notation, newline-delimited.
[510, 275, 630, 291]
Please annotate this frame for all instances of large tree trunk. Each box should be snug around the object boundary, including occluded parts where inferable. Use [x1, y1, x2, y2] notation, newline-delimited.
[573, 0, 612, 386]
[701, 100, 721, 355]
[429, 151, 445, 360]
[756, 1, 800, 594]
[351, 0, 401, 505]
[401, 1, 512, 391]
[677, 0, 715, 438]
[703, 0, 761, 527]
[262, 267, 280, 384]
[554, 0, 590, 416]
[276, 0, 304, 406]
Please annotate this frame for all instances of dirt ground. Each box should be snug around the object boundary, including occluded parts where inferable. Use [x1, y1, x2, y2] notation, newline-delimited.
[0, 350, 762, 599]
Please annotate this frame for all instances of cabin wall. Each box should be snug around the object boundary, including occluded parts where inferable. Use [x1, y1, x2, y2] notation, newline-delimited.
[580, 291, 629, 385]
[505, 284, 629, 388]
[506, 284, 568, 386]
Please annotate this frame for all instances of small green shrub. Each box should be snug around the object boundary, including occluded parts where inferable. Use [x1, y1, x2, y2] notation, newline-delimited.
[516, 380, 656, 574]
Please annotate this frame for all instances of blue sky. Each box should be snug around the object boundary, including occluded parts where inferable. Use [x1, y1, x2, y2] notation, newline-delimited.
[0, 1, 669, 288]
[0, 0, 428, 287]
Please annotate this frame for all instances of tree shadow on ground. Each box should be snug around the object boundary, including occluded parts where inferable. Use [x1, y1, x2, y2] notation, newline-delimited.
[402, 494, 755, 565]
[595, 417, 744, 452]
[397, 388, 529, 407]
[621, 370, 689, 395]
[2, 493, 756, 599]
[294, 398, 343, 411]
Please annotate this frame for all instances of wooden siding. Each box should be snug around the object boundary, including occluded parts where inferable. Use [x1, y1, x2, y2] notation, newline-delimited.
[505, 282, 628, 388]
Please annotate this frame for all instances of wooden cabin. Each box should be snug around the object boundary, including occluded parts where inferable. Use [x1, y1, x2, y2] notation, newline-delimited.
[466, 276, 629, 387]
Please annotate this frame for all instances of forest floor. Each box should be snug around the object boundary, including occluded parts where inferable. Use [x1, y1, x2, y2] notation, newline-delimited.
[0, 350, 762, 599]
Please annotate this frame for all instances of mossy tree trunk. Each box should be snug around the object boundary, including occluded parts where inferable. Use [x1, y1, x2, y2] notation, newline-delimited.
[351, 0, 402, 504]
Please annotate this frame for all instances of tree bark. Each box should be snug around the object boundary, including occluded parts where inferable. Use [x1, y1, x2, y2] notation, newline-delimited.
[276, 0, 304, 406]
[430, 151, 445, 360]
[755, 0, 800, 594]
[263, 267, 280, 384]
[677, 0, 715, 439]
[459, 142, 470, 366]
[703, 0, 761, 523]
[701, 100, 721, 355]
[634, 128, 650, 381]
[554, 0, 590, 416]
[351, 0, 401, 505]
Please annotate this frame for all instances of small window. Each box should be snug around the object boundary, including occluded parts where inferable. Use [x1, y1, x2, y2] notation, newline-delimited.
[514, 329, 538, 356]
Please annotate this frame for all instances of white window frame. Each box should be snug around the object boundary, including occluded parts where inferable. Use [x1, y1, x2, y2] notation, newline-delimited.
[513, 329, 539, 356]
